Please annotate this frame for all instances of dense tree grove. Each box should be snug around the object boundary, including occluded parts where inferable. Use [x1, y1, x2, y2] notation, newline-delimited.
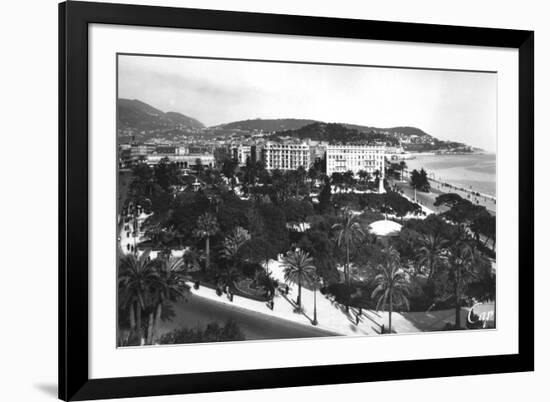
[434, 193, 496, 251]
[118, 157, 496, 342]
[410, 168, 431, 192]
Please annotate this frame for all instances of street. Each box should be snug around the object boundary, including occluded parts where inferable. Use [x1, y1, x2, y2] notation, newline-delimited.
[159, 293, 340, 341]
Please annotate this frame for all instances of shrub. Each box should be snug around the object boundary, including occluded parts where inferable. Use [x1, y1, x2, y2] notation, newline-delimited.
[325, 283, 354, 305]
[159, 319, 245, 344]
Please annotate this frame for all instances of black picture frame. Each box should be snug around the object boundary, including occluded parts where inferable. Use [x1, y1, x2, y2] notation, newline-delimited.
[59, 1, 534, 400]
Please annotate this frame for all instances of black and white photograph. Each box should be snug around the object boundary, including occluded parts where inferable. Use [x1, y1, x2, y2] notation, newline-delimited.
[116, 54, 497, 347]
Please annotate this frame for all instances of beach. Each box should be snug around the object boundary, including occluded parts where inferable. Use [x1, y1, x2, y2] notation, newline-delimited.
[403, 153, 496, 197]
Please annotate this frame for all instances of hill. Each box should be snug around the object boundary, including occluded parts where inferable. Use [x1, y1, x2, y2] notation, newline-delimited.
[116, 101, 474, 151]
[273, 122, 400, 145]
[117, 99, 204, 133]
[213, 118, 319, 132]
[212, 118, 433, 144]
[344, 124, 431, 139]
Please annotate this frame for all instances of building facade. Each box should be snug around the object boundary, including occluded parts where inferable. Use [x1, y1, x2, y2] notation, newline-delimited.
[232, 144, 252, 166]
[231, 144, 264, 166]
[262, 141, 311, 171]
[145, 153, 215, 168]
[122, 143, 214, 169]
[326, 144, 385, 177]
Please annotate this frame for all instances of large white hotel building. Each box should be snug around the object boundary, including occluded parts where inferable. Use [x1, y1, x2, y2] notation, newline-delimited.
[262, 141, 311, 171]
[326, 144, 385, 176]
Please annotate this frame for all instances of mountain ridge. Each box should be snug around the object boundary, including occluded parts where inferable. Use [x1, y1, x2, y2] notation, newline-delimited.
[117, 98, 205, 132]
[117, 99, 476, 151]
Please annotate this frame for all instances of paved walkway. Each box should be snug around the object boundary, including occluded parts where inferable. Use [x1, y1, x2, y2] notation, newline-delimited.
[396, 179, 495, 215]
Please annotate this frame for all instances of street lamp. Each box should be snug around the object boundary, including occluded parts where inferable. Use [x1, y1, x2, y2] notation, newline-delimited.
[312, 274, 321, 326]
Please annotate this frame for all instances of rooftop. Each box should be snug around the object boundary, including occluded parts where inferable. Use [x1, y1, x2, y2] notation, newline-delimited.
[368, 219, 402, 237]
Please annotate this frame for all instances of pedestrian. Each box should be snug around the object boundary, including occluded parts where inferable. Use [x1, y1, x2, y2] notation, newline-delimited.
[126, 244, 130, 251]
[356, 313, 360, 325]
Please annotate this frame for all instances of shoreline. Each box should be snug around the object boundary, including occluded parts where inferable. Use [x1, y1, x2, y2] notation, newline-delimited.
[399, 153, 496, 200]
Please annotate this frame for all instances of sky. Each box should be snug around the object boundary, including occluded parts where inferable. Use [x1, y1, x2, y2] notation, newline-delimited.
[118, 54, 497, 152]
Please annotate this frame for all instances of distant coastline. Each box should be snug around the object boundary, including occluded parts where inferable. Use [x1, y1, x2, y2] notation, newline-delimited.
[396, 150, 489, 159]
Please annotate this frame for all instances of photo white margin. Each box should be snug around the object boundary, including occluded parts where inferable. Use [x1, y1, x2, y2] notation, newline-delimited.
[89, 23, 519, 379]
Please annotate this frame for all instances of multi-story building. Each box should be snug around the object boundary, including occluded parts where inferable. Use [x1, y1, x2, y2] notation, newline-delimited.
[309, 141, 329, 164]
[124, 143, 214, 169]
[231, 144, 263, 166]
[145, 153, 215, 168]
[262, 141, 311, 171]
[326, 144, 385, 177]
[232, 144, 252, 166]
[129, 143, 156, 160]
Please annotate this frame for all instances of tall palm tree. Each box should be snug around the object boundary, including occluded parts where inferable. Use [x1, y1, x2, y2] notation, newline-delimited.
[220, 227, 251, 262]
[295, 166, 307, 196]
[182, 247, 200, 272]
[193, 212, 219, 271]
[307, 165, 320, 188]
[220, 226, 251, 287]
[399, 161, 407, 181]
[416, 233, 448, 280]
[118, 249, 158, 344]
[447, 231, 478, 329]
[148, 256, 191, 344]
[332, 207, 364, 311]
[371, 246, 411, 334]
[281, 249, 316, 310]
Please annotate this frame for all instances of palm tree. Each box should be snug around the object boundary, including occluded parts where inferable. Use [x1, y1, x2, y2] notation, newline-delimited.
[220, 227, 251, 287]
[307, 165, 320, 187]
[371, 247, 411, 334]
[295, 166, 307, 196]
[399, 161, 407, 181]
[281, 249, 316, 310]
[118, 249, 158, 344]
[447, 231, 478, 329]
[416, 233, 448, 280]
[332, 207, 364, 311]
[148, 256, 190, 344]
[220, 227, 251, 262]
[182, 247, 200, 272]
[193, 212, 219, 271]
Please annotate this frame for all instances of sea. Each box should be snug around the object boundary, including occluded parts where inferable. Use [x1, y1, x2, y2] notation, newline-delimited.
[404, 153, 496, 197]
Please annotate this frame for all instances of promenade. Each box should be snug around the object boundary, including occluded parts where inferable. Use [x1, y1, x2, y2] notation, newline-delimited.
[396, 179, 496, 215]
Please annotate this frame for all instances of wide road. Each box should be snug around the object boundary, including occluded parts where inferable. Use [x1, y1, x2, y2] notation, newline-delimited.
[395, 179, 496, 215]
[159, 294, 340, 341]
